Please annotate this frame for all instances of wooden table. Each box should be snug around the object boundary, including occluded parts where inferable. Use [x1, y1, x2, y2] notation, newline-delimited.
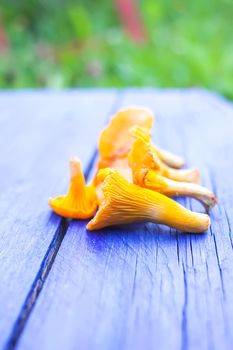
[1, 89, 233, 350]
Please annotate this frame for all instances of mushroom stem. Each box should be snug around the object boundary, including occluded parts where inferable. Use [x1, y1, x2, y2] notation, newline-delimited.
[145, 171, 217, 210]
[162, 165, 200, 184]
[87, 169, 210, 233]
[155, 147, 185, 169]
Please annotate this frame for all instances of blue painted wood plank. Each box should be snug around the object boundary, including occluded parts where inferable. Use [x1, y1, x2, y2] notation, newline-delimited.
[18, 88, 233, 350]
[0, 90, 118, 349]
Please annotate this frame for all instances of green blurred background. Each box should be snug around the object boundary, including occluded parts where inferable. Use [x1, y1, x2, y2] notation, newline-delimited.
[0, 0, 232, 98]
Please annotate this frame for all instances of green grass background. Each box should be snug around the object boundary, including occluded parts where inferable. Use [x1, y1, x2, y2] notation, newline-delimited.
[0, 0, 232, 98]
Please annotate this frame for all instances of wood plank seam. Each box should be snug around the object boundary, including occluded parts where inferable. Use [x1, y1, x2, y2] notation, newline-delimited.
[181, 261, 188, 350]
[4, 90, 123, 350]
[4, 218, 69, 350]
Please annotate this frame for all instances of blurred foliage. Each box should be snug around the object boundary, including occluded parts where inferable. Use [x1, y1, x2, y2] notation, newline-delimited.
[0, 0, 232, 98]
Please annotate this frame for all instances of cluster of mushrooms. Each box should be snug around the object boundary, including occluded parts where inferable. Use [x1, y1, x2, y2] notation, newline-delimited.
[49, 107, 217, 233]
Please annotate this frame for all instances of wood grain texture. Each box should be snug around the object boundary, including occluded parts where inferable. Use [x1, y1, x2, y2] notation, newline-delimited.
[0, 90, 119, 349]
[17, 89, 233, 350]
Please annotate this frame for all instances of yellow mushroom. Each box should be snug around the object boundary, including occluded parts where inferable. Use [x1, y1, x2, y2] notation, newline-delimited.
[130, 125, 185, 169]
[87, 169, 210, 233]
[95, 107, 152, 187]
[128, 134, 217, 210]
[98, 107, 153, 161]
[49, 158, 98, 219]
[129, 126, 200, 183]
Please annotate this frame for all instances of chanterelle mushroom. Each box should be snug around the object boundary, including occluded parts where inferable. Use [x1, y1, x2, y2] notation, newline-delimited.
[87, 169, 210, 233]
[49, 158, 98, 219]
[128, 130, 217, 210]
[129, 126, 200, 183]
